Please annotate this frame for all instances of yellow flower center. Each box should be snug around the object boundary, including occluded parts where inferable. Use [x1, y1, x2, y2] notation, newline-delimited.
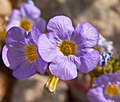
[105, 84, 120, 97]
[59, 40, 76, 56]
[20, 19, 32, 32]
[44, 75, 59, 93]
[26, 45, 38, 63]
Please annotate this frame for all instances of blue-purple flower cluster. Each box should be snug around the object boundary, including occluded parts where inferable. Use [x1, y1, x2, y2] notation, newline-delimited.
[2, 2, 100, 81]
[1, 0, 120, 99]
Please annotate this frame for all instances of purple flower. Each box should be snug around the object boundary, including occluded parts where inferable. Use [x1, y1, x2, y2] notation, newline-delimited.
[2, 26, 47, 79]
[7, 3, 46, 33]
[38, 15, 100, 80]
[87, 72, 120, 102]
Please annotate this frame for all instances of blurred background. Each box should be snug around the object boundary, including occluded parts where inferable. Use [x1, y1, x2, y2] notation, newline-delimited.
[0, 0, 120, 102]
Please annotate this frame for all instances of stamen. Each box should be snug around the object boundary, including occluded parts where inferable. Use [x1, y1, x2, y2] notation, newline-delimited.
[20, 19, 32, 32]
[59, 40, 76, 56]
[26, 45, 38, 62]
[44, 75, 59, 93]
[105, 84, 120, 97]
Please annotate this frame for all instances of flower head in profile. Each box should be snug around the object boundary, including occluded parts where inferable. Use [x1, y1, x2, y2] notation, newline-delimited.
[7, 3, 46, 33]
[38, 15, 100, 80]
[2, 26, 47, 79]
[99, 51, 112, 66]
[87, 72, 120, 102]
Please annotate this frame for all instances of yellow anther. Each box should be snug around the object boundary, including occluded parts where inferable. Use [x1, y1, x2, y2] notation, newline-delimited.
[44, 75, 59, 93]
